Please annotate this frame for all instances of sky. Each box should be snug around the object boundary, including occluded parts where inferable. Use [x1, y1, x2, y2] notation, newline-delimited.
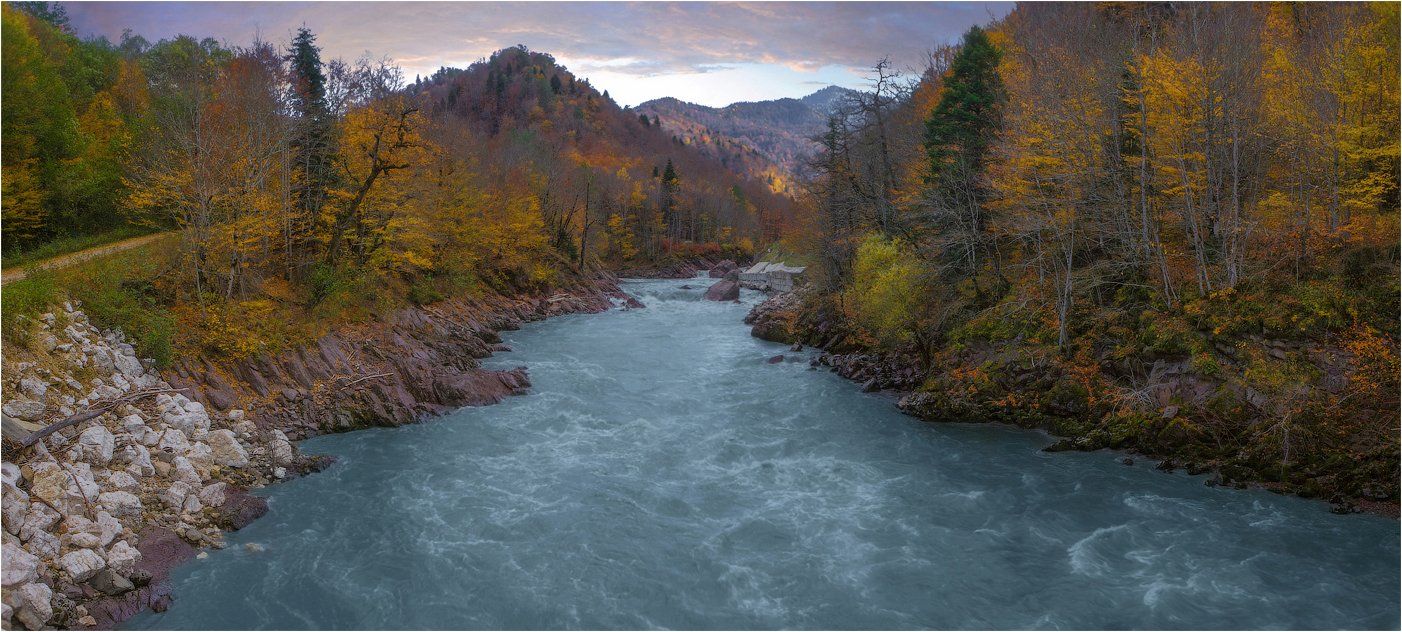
[65, 1, 1012, 108]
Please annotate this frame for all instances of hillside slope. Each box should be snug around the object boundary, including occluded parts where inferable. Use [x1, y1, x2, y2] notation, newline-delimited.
[635, 86, 859, 193]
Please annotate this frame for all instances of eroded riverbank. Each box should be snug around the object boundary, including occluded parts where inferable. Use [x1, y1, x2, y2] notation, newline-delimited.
[128, 277, 1399, 630]
[0, 276, 633, 630]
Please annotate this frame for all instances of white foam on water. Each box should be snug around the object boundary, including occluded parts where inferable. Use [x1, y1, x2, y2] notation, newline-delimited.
[128, 277, 1402, 631]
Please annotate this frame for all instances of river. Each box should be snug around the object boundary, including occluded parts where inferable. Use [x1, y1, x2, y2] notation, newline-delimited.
[128, 277, 1399, 630]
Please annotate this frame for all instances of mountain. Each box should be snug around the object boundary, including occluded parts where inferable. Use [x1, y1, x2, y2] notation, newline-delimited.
[800, 85, 858, 113]
[634, 86, 861, 194]
[410, 46, 799, 247]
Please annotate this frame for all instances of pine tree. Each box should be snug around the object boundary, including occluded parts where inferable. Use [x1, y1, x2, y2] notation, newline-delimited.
[549, 74, 562, 94]
[287, 26, 334, 272]
[924, 26, 1004, 182]
[660, 159, 680, 239]
[921, 25, 1005, 285]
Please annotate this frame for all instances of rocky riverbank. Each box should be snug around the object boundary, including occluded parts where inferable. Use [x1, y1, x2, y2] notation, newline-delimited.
[0, 275, 638, 629]
[613, 256, 731, 279]
[745, 290, 1399, 517]
[0, 301, 325, 630]
[162, 276, 630, 440]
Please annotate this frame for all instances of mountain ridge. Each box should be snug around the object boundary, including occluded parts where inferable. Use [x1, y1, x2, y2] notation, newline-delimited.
[635, 85, 861, 193]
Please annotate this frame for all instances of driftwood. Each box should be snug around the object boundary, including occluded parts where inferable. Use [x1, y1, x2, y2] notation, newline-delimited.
[334, 372, 393, 388]
[9, 387, 190, 450]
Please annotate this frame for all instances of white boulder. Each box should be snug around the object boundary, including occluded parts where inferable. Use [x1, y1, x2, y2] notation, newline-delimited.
[18, 503, 60, 542]
[197, 482, 228, 507]
[59, 548, 106, 582]
[104, 471, 139, 492]
[1, 462, 19, 486]
[270, 431, 295, 466]
[26, 529, 59, 559]
[106, 540, 141, 575]
[12, 581, 53, 630]
[157, 429, 191, 454]
[2, 397, 45, 421]
[161, 482, 193, 510]
[95, 511, 122, 546]
[18, 378, 47, 400]
[114, 353, 144, 378]
[172, 456, 202, 486]
[97, 491, 143, 519]
[74, 424, 115, 465]
[3, 483, 30, 535]
[2, 542, 39, 587]
[61, 516, 104, 549]
[206, 430, 249, 467]
[120, 444, 155, 477]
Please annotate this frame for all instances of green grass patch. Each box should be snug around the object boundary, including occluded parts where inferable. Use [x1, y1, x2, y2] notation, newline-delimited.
[2, 234, 177, 367]
[1, 269, 60, 346]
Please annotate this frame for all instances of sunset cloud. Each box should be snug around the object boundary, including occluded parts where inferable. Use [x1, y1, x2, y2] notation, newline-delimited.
[64, 1, 1011, 106]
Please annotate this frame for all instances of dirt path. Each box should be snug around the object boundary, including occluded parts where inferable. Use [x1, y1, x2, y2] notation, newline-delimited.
[1, 232, 169, 285]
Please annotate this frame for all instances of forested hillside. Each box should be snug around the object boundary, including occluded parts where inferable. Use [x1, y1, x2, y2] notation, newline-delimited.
[1, 3, 792, 361]
[766, 2, 1400, 507]
[635, 86, 858, 193]
[1, 2, 144, 252]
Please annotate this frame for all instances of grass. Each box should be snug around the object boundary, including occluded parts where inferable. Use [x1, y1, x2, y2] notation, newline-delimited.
[2, 233, 178, 367]
[1, 225, 158, 270]
[756, 242, 814, 268]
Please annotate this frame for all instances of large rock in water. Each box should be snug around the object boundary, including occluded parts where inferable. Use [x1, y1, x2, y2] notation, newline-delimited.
[704, 279, 740, 302]
[209, 486, 269, 530]
[708, 260, 737, 278]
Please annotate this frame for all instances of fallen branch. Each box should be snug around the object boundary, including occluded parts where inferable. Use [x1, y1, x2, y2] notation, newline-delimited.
[335, 372, 393, 388]
[11, 387, 190, 450]
[58, 461, 95, 519]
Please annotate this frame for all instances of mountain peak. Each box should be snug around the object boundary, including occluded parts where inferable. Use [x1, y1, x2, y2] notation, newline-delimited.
[799, 85, 859, 113]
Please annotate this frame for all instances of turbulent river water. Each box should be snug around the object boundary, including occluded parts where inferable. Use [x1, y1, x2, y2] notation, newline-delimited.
[129, 277, 1399, 630]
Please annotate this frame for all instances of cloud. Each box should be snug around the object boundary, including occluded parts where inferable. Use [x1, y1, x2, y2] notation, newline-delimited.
[64, 1, 1011, 105]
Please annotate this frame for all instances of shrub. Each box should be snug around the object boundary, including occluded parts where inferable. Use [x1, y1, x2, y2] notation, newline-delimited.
[844, 233, 925, 348]
[407, 277, 445, 306]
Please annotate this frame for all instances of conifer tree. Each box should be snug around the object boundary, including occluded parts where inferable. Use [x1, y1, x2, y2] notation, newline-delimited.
[921, 25, 1005, 285]
[288, 26, 334, 272]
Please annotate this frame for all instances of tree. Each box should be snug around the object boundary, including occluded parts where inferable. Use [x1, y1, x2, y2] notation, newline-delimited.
[324, 60, 427, 265]
[1, 4, 72, 247]
[922, 25, 1006, 291]
[12, 1, 68, 32]
[660, 158, 681, 239]
[287, 27, 335, 277]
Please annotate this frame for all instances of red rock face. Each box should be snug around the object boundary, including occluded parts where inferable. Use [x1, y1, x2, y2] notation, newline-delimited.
[614, 256, 722, 279]
[160, 278, 628, 441]
[83, 527, 194, 629]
